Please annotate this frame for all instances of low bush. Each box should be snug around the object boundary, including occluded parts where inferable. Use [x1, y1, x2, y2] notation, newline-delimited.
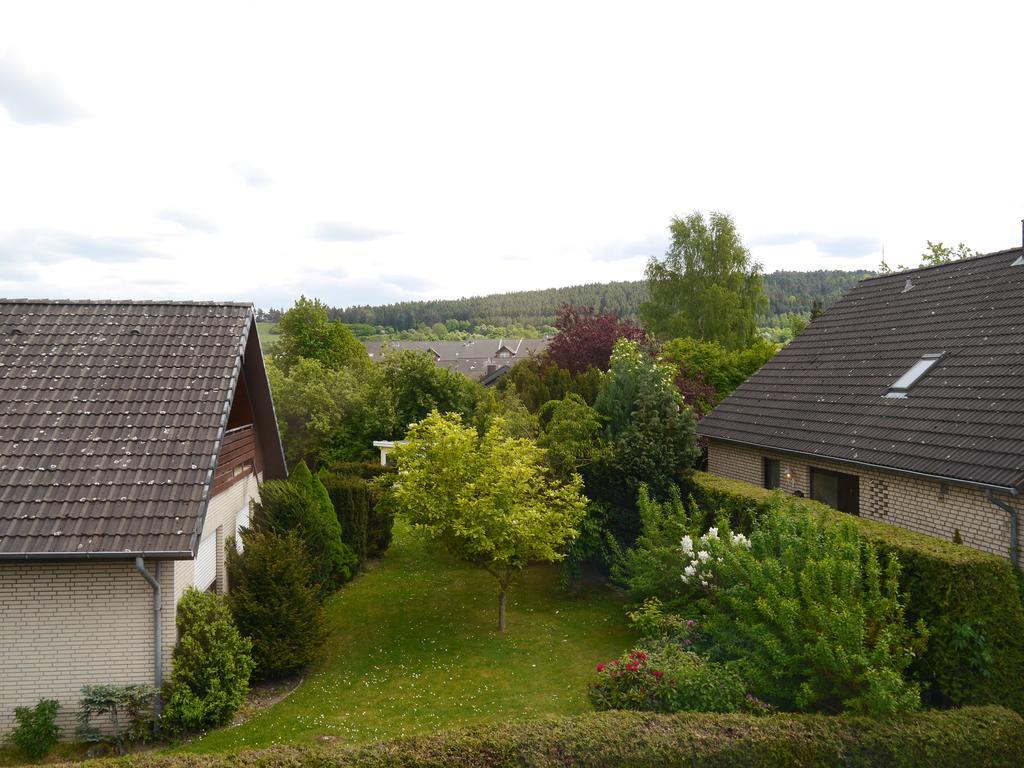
[8, 698, 60, 761]
[227, 530, 326, 681]
[589, 644, 747, 714]
[687, 471, 1024, 714]
[76, 684, 157, 753]
[161, 589, 253, 734]
[60, 706, 1024, 767]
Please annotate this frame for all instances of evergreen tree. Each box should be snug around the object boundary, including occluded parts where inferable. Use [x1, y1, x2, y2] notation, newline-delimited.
[227, 530, 326, 681]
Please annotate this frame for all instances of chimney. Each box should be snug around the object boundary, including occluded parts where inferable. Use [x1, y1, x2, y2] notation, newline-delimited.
[486, 363, 497, 375]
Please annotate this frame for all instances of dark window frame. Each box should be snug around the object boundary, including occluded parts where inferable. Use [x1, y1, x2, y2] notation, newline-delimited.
[763, 457, 780, 490]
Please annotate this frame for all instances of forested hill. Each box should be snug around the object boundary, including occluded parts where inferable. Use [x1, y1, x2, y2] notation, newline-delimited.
[257, 270, 872, 334]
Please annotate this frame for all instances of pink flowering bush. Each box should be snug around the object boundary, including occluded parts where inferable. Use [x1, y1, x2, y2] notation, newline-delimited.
[587, 644, 747, 713]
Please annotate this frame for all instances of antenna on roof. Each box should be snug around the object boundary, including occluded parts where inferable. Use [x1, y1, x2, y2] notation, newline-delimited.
[1014, 219, 1024, 266]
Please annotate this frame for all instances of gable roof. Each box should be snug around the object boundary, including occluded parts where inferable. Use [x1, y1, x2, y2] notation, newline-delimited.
[697, 247, 1024, 492]
[0, 300, 286, 560]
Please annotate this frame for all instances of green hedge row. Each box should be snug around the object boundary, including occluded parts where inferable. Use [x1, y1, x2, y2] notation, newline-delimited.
[72, 707, 1024, 768]
[320, 464, 395, 569]
[687, 471, 1024, 713]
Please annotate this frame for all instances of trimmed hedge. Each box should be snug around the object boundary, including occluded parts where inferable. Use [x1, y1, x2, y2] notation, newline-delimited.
[67, 706, 1024, 767]
[687, 471, 1024, 714]
[320, 464, 396, 565]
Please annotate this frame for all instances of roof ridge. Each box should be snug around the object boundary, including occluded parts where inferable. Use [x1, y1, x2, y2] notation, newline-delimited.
[0, 299, 254, 307]
[860, 246, 1024, 283]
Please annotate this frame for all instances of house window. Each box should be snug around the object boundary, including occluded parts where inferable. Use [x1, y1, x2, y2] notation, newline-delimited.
[810, 467, 860, 515]
[763, 458, 780, 490]
[886, 352, 944, 398]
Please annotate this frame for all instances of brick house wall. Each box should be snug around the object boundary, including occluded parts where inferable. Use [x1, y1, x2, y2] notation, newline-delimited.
[0, 559, 175, 738]
[0, 475, 261, 738]
[706, 438, 1017, 561]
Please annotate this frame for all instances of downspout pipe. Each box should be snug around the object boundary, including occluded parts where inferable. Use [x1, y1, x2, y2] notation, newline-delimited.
[134, 558, 163, 720]
[985, 490, 1020, 570]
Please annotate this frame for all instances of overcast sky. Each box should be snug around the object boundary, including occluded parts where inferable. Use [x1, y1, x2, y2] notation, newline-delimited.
[2, 2, 1023, 309]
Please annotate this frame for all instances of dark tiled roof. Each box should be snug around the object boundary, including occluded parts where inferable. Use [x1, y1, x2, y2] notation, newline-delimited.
[0, 300, 255, 559]
[363, 338, 548, 381]
[697, 248, 1024, 491]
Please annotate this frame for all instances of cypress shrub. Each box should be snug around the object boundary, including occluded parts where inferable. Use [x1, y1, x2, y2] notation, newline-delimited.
[55, 706, 1024, 768]
[251, 461, 357, 591]
[686, 471, 1024, 714]
[320, 472, 371, 566]
[227, 530, 326, 681]
[321, 462, 396, 561]
[161, 589, 253, 734]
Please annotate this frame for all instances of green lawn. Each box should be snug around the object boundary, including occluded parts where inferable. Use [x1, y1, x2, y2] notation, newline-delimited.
[255, 322, 279, 350]
[179, 521, 634, 753]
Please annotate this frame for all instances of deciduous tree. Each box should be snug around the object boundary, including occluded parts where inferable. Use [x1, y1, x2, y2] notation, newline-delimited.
[641, 211, 766, 349]
[385, 411, 587, 631]
[274, 296, 370, 373]
[546, 305, 648, 374]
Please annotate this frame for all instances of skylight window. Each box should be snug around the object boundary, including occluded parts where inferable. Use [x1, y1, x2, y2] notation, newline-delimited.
[886, 353, 944, 398]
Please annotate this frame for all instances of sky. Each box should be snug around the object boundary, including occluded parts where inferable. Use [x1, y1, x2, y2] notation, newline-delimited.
[2, 1, 1023, 310]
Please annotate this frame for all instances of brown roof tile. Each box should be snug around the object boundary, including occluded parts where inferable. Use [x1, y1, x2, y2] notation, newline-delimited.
[0, 300, 256, 558]
[697, 248, 1024, 491]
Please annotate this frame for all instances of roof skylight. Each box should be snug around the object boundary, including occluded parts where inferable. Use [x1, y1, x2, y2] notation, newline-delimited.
[886, 353, 944, 398]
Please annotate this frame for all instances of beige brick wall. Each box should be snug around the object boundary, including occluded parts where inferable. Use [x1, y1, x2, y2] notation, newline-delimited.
[0, 475, 261, 739]
[707, 438, 1017, 560]
[173, 472, 260, 601]
[0, 558, 175, 738]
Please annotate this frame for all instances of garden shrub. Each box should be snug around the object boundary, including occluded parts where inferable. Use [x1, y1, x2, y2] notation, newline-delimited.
[589, 644, 747, 714]
[687, 471, 1024, 714]
[63, 706, 1024, 768]
[251, 461, 357, 592]
[227, 530, 326, 681]
[161, 588, 253, 734]
[322, 462, 396, 558]
[320, 471, 370, 566]
[703, 508, 926, 715]
[9, 698, 60, 761]
[76, 684, 157, 753]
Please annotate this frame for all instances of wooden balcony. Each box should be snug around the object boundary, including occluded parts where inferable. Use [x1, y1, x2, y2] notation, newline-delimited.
[212, 424, 259, 496]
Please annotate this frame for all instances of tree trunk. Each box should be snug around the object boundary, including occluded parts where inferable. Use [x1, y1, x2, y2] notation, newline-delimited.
[498, 589, 507, 632]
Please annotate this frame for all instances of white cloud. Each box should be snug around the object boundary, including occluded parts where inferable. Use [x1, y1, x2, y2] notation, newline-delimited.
[0, 1, 1022, 308]
[0, 53, 84, 125]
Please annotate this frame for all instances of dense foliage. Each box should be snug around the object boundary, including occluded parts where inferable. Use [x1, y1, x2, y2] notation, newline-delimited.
[642, 211, 766, 348]
[379, 349, 480, 430]
[499, 355, 604, 412]
[687, 471, 1024, 714]
[68, 707, 1024, 768]
[592, 340, 699, 521]
[161, 589, 254, 734]
[250, 462, 357, 592]
[661, 336, 778, 407]
[273, 296, 370, 373]
[9, 698, 60, 760]
[702, 508, 927, 715]
[383, 410, 587, 631]
[227, 530, 326, 681]
[588, 645, 747, 714]
[545, 304, 647, 373]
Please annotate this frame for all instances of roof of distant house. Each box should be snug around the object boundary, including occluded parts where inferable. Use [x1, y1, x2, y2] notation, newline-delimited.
[697, 248, 1024, 492]
[0, 300, 286, 560]
[363, 338, 548, 381]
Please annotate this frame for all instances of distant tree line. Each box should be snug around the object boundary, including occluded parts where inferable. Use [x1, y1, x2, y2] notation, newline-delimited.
[255, 271, 869, 339]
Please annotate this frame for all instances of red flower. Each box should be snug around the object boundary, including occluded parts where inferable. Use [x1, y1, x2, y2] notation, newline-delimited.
[596, 663, 606, 672]
[652, 670, 663, 680]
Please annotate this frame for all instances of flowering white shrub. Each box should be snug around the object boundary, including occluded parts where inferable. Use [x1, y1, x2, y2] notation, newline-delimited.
[680, 527, 750, 587]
